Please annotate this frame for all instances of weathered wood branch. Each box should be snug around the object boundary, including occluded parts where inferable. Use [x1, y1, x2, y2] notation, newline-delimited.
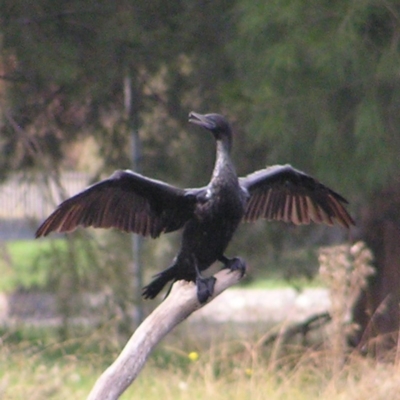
[87, 268, 244, 400]
[263, 312, 332, 346]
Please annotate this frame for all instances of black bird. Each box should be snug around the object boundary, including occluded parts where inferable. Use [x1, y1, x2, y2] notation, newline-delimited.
[36, 112, 354, 303]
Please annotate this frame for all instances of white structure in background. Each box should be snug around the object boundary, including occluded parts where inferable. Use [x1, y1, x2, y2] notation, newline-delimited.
[0, 172, 90, 220]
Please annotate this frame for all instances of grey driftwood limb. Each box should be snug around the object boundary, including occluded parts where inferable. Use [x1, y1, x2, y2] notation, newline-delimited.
[86, 268, 244, 400]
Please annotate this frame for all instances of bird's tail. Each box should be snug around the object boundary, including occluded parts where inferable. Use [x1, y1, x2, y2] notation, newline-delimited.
[142, 265, 178, 299]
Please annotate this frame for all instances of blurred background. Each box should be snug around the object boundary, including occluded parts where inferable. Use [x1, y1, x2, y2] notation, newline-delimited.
[1, 1, 400, 398]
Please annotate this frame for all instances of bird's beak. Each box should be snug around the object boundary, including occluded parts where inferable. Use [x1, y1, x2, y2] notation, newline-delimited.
[188, 112, 216, 130]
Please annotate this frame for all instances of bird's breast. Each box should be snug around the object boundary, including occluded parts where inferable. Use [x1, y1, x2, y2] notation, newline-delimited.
[195, 184, 246, 222]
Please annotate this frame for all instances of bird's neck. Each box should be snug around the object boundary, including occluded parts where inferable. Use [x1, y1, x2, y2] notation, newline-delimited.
[212, 138, 235, 181]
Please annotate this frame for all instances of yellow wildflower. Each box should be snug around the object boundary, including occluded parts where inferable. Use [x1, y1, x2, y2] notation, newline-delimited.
[188, 351, 199, 361]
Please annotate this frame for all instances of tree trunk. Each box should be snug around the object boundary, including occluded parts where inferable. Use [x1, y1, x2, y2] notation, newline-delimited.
[351, 189, 400, 355]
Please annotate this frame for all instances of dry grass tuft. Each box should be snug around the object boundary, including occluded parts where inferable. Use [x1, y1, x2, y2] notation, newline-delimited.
[319, 241, 375, 370]
[3, 324, 400, 399]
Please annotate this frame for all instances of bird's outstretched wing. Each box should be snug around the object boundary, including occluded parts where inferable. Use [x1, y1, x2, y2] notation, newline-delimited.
[36, 170, 197, 238]
[239, 164, 354, 228]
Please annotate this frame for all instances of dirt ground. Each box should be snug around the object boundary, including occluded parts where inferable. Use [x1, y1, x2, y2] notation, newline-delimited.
[0, 287, 330, 327]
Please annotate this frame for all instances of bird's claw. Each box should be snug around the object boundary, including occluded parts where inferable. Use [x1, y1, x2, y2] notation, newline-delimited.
[196, 275, 217, 304]
[223, 256, 247, 277]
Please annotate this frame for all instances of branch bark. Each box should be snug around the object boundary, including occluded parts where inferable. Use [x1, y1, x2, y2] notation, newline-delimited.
[86, 268, 244, 400]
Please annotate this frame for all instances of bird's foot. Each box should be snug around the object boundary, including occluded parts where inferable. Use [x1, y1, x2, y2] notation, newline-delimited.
[195, 275, 217, 304]
[220, 256, 247, 277]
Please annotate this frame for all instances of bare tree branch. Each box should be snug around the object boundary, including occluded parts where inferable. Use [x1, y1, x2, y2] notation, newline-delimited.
[263, 312, 332, 346]
[86, 268, 245, 400]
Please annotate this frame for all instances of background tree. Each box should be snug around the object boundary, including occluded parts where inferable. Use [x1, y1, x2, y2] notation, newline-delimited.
[229, 0, 400, 350]
[0, 0, 236, 180]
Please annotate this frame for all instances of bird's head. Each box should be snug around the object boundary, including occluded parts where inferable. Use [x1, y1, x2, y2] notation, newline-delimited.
[188, 112, 232, 142]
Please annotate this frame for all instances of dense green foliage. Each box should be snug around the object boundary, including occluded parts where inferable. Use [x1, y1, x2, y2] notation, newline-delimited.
[0, 0, 235, 183]
[230, 0, 400, 195]
[1, 1, 399, 193]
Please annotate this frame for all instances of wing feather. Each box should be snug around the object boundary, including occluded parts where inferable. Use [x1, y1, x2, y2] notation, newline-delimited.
[282, 194, 291, 222]
[36, 170, 197, 238]
[240, 164, 354, 228]
[292, 195, 302, 225]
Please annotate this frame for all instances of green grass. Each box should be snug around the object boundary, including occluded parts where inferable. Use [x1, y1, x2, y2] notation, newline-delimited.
[0, 237, 103, 292]
[0, 238, 323, 293]
[0, 239, 66, 292]
[1, 324, 400, 399]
